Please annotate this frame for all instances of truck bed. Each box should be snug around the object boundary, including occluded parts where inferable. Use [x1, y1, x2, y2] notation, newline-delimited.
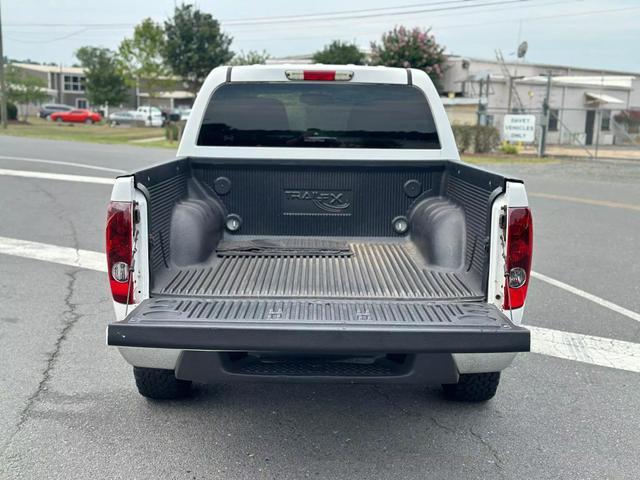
[153, 236, 482, 301]
[138, 159, 509, 306]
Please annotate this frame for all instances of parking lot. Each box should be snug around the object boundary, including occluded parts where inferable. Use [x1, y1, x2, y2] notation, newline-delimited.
[0, 135, 639, 479]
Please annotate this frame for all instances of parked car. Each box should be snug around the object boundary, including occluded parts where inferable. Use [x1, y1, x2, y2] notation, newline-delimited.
[133, 106, 163, 127]
[39, 104, 72, 118]
[50, 109, 102, 124]
[108, 111, 138, 126]
[106, 65, 532, 402]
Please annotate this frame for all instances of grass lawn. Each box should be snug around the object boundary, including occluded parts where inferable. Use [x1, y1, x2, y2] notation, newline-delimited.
[0, 121, 562, 159]
[0, 118, 177, 149]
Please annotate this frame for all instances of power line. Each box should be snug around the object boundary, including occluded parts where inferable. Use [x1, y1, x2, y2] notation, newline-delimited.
[4, 2, 638, 46]
[221, 0, 479, 24]
[232, 4, 640, 43]
[3, 0, 542, 28]
[5, 27, 89, 43]
[227, 0, 568, 33]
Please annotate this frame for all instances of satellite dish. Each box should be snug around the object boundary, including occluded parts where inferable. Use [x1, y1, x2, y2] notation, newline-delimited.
[517, 41, 528, 59]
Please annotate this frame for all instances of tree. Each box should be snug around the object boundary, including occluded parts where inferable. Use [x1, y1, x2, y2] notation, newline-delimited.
[75, 47, 129, 107]
[370, 26, 446, 91]
[312, 41, 365, 65]
[5, 65, 48, 120]
[163, 4, 233, 95]
[119, 18, 172, 112]
[230, 50, 270, 66]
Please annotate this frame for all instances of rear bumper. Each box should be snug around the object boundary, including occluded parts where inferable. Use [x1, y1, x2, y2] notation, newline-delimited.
[108, 298, 530, 354]
[175, 351, 462, 384]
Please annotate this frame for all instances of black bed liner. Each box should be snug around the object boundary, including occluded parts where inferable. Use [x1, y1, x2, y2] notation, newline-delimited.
[108, 298, 530, 353]
[153, 240, 482, 301]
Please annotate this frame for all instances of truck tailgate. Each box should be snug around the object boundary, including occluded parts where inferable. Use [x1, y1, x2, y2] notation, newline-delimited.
[108, 298, 530, 354]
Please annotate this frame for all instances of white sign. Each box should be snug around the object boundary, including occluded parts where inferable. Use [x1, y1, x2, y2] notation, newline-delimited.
[503, 114, 536, 143]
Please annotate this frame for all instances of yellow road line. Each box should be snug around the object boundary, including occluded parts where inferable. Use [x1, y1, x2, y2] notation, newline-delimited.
[529, 192, 640, 212]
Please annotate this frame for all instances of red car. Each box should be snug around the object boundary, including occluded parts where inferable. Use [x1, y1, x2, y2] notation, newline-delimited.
[50, 109, 102, 124]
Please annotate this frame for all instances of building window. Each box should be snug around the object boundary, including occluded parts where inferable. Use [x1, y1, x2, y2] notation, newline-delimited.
[548, 109, 559, 132]
[601, 110, 611, 131]
[64, 75, 86, 92]
[76, 98, 88, 109]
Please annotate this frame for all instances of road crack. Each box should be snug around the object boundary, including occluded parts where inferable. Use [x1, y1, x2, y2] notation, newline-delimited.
[469, 425, 505, 475]
[2, 184, 85, 457]
[14, 269, 82, 431]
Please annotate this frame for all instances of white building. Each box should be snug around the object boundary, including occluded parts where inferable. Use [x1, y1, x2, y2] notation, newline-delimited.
[268, 54, 639, 146]
[443, 56, 639, 146]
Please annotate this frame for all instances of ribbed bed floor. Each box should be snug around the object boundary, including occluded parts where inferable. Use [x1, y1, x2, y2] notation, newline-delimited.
[154, 241, 482, 300]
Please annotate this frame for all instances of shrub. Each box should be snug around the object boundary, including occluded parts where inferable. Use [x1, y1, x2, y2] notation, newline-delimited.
[451, 124, 500, 153]
[452, 124, 474, 153]
[474, 125, 501, 153]
[165, 120, 186, 142]
[0, 102, 18, 121]
[499, 141, 520, 155]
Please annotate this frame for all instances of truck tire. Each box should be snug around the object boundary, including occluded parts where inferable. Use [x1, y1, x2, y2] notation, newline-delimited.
[442, 372, 500, 402]
[133, 367, 192, 399]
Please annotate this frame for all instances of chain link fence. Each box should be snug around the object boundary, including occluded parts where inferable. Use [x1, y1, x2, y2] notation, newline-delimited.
[472, 106, 640, 159]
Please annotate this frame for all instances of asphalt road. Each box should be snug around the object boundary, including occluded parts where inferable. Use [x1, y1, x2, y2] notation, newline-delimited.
[0, 137, 639, 479]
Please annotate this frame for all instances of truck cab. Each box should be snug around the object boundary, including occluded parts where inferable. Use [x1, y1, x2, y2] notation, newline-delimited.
[106, 65, 532, 402]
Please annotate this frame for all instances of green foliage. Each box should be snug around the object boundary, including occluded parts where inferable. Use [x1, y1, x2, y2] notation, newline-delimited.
[499, 141, 520, 155]
[163, 4, 233, 94]
[5, 66, 48, 119]
[0, 102, 18, 121]
[370, 26, 446, 91]
[76, 47, 129, 107]
[312, 41, 366, 65]
[118, 18, 172, 99]
[475, 125, 501, 153]
[230, 50, 270, 66]
[452, 124, 501, 154]
[451, 124, 474, 153]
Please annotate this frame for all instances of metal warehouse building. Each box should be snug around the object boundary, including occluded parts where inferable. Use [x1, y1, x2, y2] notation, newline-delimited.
[442, 56, 639, 146]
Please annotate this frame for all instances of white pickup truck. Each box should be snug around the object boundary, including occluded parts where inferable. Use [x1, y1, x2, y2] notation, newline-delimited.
[106, 65, 532, 402]
[133, 106, 163, 127]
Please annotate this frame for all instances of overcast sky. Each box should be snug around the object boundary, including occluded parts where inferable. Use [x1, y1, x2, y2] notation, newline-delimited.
[2, 0, 639, 72]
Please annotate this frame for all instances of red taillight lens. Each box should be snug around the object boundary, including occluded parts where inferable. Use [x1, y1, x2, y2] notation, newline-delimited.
[303, 70, 336, 81]
[503, 207, 533, 310]
[286, 70, 353, 81]
[106, 201, 134, 304]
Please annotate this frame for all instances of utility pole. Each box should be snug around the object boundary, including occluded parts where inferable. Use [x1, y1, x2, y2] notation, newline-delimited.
[0, 0, 8, 129]
[539, 72, 552, 157]
[476, 77, 484, 127]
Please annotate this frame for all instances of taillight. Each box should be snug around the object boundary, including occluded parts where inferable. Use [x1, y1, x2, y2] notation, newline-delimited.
[285, 70, 354, 81]
[106, 201, 134, 304]
[503, 207, 533, 310]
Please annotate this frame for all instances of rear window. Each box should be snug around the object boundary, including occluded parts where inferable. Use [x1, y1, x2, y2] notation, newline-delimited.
[197, 83, 440, 149]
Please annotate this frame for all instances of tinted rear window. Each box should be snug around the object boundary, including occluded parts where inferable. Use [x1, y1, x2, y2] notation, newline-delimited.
[197, 83, 440, 149]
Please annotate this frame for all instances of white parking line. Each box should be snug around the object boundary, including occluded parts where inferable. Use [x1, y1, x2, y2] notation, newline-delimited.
[1, 236, 638, 373]
[0, 168, 115, 185]
[527, 325, 640, 373]
[0, 236, 106, 272]
[0, 155, 127, 174]
[531, 271, 640, 323]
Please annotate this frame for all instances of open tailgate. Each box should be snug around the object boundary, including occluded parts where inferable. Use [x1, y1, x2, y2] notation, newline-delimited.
[108, 298, 530, 354]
